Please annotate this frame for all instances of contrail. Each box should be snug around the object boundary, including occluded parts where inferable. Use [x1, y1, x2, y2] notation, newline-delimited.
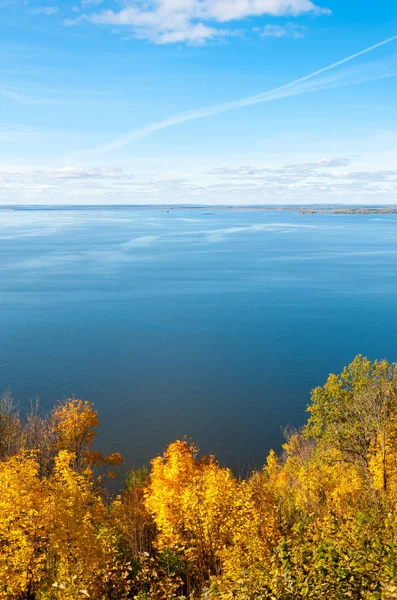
[89, 34, 397, 155]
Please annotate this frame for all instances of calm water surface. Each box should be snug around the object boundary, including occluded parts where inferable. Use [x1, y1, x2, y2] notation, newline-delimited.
[1, 208, 397, 471]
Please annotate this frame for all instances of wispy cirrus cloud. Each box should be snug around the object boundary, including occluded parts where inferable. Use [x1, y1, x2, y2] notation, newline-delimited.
[31, 6, 58, 15]
[258, 22, 308, 38]
[66, 0, 330, 45]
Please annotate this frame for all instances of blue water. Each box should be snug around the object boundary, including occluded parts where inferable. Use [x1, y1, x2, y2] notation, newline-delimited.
[1, 207, 397, 472]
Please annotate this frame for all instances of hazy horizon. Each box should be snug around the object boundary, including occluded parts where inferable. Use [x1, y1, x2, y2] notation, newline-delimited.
[1, 203, 397, 208]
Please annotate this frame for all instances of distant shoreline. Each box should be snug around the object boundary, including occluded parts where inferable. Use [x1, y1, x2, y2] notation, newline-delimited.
[1, 205, 397, 215]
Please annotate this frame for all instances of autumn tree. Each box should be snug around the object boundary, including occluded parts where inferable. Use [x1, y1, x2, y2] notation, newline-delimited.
[51, 398, 122, 474]
[3, 358, 397, 599]
[0, 452, 49, 599]
[304, 355, 397, 491]
[145, 439, 280, 596]
[46, 450, 108, 598]
[146, 439, 233, 588]
[51, 398, 99, 469]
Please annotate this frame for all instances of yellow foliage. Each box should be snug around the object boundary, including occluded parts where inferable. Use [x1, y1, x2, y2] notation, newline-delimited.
[215, 474, 280, 597]
[3, 356, 397, 599]
[47, 451, 107, 598]
[285, 445, 365, 517]
[146, 440, 245, 578]
[0, 452, 48, 599]
[145, 439, 280, 595]
[368, 423, 397, 501]
[52, 399, 99, 468]
[145, 439, 202, 550]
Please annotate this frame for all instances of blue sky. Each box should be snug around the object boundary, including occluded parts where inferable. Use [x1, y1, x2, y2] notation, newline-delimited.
[1, 0, 397, 204]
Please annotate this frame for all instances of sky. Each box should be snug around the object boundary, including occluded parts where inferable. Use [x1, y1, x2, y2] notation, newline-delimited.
[1, 0, 397, 205]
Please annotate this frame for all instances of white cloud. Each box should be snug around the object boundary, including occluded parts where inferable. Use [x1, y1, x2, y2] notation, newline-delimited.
[312, 158, 351, 167]
[148, 23, 224, 45]
[67, 0, 330, 44]
[3, 156, 397, 206]
[31, 6, 58, 15]
[205, 158, 397, 202]
[260, 23, 307, 38]
[210, 157, 352, 176]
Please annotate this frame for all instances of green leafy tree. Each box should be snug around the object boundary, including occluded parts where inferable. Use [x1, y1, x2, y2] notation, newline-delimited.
[304, 355, 397, 491]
